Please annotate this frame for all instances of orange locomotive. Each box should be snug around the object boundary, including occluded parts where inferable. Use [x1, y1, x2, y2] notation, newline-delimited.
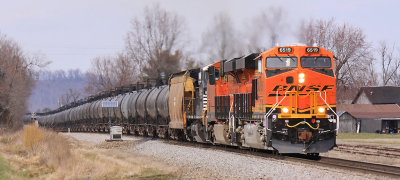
[206, 46, 337, 154]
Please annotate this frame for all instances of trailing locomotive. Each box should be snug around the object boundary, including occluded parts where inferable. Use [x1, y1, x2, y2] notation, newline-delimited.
[38, 45, 338, 154]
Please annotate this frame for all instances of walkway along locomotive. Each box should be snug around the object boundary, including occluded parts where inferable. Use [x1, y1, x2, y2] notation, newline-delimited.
[38, 46, 338, 154]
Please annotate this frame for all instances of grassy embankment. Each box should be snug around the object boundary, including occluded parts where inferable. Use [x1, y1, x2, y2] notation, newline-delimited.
[337, 133, 400, 139]
[337, 133, 400, 145]
[0, 153, 11, 179]
[0, 125, 175, 179]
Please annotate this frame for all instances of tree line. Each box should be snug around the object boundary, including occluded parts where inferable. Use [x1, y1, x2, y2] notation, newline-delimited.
[31, 69, 87, 113]
[4, 4, 400, 130]
[85, 5, 400, 104]
[86, 6, 286, 94]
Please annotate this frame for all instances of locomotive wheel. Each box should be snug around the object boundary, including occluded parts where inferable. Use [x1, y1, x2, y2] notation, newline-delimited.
[307, 153, 320, 160]
[272, 149, 280, 156]
[184, 129, 193, 142]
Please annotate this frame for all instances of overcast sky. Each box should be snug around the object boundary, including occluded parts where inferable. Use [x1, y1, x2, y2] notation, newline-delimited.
[0, 0, 398, 72]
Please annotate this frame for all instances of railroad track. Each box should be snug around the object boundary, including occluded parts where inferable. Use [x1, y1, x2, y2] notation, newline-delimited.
[162, 139, 400, 178]
[316, 157, 400, 178]
[335, 144, 400, 158]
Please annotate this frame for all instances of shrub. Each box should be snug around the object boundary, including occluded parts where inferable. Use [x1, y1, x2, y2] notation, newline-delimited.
[23, 125, 44, 151]
[21, 125, 71, 169]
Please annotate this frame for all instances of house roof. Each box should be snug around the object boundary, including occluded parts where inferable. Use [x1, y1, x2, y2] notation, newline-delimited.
[337, 111, 346, 117]
[337, 104, 400, 119]
[352, 86, 400, 105]
[337, 110, 357, 120]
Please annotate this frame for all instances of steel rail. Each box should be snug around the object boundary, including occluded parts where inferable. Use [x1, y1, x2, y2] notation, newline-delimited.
[316, 157, 400, 178]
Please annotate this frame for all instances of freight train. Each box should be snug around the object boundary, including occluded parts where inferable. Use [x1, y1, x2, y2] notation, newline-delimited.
[38, 45, 338, 155]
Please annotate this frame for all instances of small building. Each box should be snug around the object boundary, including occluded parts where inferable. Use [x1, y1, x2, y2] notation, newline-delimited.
[337, 104, 400, 133]
[337, 111, 359, 133]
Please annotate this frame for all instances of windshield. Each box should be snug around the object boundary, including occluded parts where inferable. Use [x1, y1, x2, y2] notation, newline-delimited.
[301, 57, 331, 68]
[266, 57, 298, 68]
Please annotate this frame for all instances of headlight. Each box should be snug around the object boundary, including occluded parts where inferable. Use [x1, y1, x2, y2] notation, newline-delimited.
[318, 107, 325, 113]
[298, 73, 305, 83]
[282, 107, 289, 113]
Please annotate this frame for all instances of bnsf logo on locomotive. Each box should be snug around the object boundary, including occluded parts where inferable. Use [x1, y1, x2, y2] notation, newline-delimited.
[268, 85, 334, 96]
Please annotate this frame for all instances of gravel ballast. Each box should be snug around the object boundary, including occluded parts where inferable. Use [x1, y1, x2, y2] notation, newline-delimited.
[63, 133, 386, 179]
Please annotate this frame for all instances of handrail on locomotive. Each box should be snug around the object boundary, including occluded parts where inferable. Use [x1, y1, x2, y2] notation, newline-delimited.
[264, 90, 339, 138]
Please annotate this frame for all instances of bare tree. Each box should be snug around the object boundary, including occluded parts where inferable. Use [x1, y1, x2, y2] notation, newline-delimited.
[184, 57, 202, 69]
[112, 53, 137, 87]
[59, 88, 81, 107]
[379, 41, 400, 86]
[67, 69, 84, 80]
[86, 56, 114, 94]
[298, 19, 375, 102]
[392, 72, 400, 86]
[85, 53, 136, 94]
[246, 7, 286, 52]
[125, 4, 185, 79]
[365, 58, 379, 86]
[200, 12, 241, 63]
[0, 33, 45, 129]
[142, 50, 182, 79]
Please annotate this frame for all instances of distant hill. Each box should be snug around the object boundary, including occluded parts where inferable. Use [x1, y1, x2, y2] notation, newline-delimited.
[28, 69, 88, 112]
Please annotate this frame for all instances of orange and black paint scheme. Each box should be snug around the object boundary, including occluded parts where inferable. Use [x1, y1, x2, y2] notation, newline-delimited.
[206, 46, 337, 154]
[39, 45, 337, 155]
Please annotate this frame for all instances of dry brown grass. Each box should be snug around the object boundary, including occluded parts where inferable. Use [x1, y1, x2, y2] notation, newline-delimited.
[0, 125, 177, 179]
[23, 124, 44, 151]
[0, 125, 72, 178]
